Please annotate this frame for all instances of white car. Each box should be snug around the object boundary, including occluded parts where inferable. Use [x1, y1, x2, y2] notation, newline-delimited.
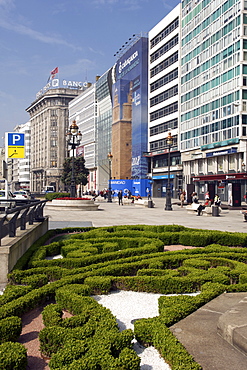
[0, 190, 16, 210]
[13, 190, 31, 200]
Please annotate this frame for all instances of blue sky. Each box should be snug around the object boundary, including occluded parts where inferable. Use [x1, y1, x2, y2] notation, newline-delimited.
[0, 0, 180, 144]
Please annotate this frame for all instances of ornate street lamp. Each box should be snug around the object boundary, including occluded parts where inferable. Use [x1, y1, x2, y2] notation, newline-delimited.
[107, 152, 113, 203]
[66, 120, 82, 198]
[165, 132, 173, 211]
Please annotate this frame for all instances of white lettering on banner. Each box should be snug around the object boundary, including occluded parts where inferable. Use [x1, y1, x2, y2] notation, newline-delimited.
[36, 79, 84, 99]
[226, 175, 236, 179]
[111, 181, 126, 184]
[52, 79, 59, 87]
[212, 150, 229, 156]
[62, 80, 83, 88]
[133, 91, 141, 106]
[118, 51, 138, 74]
[132, 156, 140, 166]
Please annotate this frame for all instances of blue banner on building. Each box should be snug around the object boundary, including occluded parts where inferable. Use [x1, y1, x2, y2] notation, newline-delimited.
[110, 179, 151, 198]
[113, 37, 148, 179]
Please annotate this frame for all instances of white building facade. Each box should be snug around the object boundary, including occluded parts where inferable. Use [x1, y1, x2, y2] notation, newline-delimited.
[69, 83, 98, 193]
[148, 5, 182, 198]
[26, 88, 80, 193]
[11, 121, 31, 192]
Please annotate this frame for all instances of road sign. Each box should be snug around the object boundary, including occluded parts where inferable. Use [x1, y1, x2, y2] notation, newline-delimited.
[6, 133, 25, 159]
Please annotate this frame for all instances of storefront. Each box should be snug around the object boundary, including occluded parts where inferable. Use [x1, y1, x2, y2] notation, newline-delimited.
[192, 173, 247, 206]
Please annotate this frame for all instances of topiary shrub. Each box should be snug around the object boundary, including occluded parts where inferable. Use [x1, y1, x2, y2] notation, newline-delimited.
[49, 339, 89, 369]
[0, 316, 22, 343]
[45, 192, 70, 201]
[183, 258, 211, 270]
[42, 304, 63, 327]
[0, 342, 27, 369]
[84, 276, 112, 294]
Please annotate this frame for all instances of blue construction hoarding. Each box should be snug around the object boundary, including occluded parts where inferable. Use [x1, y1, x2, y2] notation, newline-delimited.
[110, 178, 152, 198]
[113, 36, 148, 179]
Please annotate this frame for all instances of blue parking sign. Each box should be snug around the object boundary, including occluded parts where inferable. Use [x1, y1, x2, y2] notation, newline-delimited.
[6, 132, 25, 159]
[8, 133, 25, 146]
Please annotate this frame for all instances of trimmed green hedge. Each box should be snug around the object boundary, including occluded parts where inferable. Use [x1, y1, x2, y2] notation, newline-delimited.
[45, 192, 70, 201]
[2, 224, 247, 369]
[0, 342, 27, 369]
[39, 284, 138, 369]
[0, 316, 22, 343]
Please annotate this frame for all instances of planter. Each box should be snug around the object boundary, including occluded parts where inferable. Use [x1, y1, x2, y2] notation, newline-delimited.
[46, 198, 99, 211]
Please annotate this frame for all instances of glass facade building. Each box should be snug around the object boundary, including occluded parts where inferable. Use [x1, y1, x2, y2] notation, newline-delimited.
[180, 0, 246, 205]
[96, 69, 114, 191]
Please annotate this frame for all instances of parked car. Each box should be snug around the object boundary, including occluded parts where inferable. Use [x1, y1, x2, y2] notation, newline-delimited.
[0, 190, 16, 211]
[44, 186, 55, 193]
[13, 190, 31, 200]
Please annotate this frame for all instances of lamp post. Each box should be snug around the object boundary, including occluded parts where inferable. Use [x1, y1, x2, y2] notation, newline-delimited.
[66, 120, 82, 198]
[107, 152, 113, 203]
[165, 132, 173, 211]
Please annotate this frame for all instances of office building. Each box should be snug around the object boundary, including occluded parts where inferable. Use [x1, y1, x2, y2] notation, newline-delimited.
[26, 87, 81, 192]
[109, 35, 151, 197]
[96, 69, 114, 191]
[148, 5, 182, 198]
[69, 83, 97, 192]
[180, 0, 244, 205]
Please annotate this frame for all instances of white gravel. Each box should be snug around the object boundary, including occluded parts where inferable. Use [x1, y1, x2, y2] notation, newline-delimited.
[93, 290, 171, 370]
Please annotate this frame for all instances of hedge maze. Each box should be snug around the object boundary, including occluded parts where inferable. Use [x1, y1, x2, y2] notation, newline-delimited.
[1, 224, 247, 369]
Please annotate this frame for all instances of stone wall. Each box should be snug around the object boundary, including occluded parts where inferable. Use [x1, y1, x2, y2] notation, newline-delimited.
[0, 217, 48, 286]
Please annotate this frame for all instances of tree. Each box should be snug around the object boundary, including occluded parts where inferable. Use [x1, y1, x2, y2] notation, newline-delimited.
[61, 157, 89, 188]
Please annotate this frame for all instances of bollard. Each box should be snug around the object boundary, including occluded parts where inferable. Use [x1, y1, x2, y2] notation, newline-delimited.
[212, 205, 219, 217]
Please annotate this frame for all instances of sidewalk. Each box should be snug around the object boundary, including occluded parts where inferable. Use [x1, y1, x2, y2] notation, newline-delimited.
[45, 197, 247, 233]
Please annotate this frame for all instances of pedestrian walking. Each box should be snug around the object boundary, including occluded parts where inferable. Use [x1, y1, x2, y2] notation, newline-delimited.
[118, 190, 123, 205]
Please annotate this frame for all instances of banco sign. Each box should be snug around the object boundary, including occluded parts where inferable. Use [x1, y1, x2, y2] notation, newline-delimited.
[36, 79, 88, 99]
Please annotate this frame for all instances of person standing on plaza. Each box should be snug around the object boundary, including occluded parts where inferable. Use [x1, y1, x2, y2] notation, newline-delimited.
[214, 194, 221, 206]
[118, 190, 123, 206]
[180, 190, 186, 208]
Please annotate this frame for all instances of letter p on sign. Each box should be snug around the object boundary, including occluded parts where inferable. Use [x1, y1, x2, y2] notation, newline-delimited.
[13, 134, 21, 145]
[6, 132, 25, 159]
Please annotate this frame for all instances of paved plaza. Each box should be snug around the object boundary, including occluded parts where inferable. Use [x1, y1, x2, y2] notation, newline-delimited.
[45, 197, 247, 232]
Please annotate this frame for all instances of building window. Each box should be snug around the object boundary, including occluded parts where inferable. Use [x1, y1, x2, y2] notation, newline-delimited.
[229, 155, 235, 170]
[150, 136, 178, 151]
[150, 85, 178, 107]
[150, 69, 178, 93]
[150, 17, 179, 49]
[198, 160, 204, 174]
[50, 161, 57, 167]
[150, 52, 178, 78]
[150, 118, 178, 136]
[217, 157, 224, 172]
[150, 35, 179, 63]
[207, 158, 214, 173]
[150, 102, 178, 122]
